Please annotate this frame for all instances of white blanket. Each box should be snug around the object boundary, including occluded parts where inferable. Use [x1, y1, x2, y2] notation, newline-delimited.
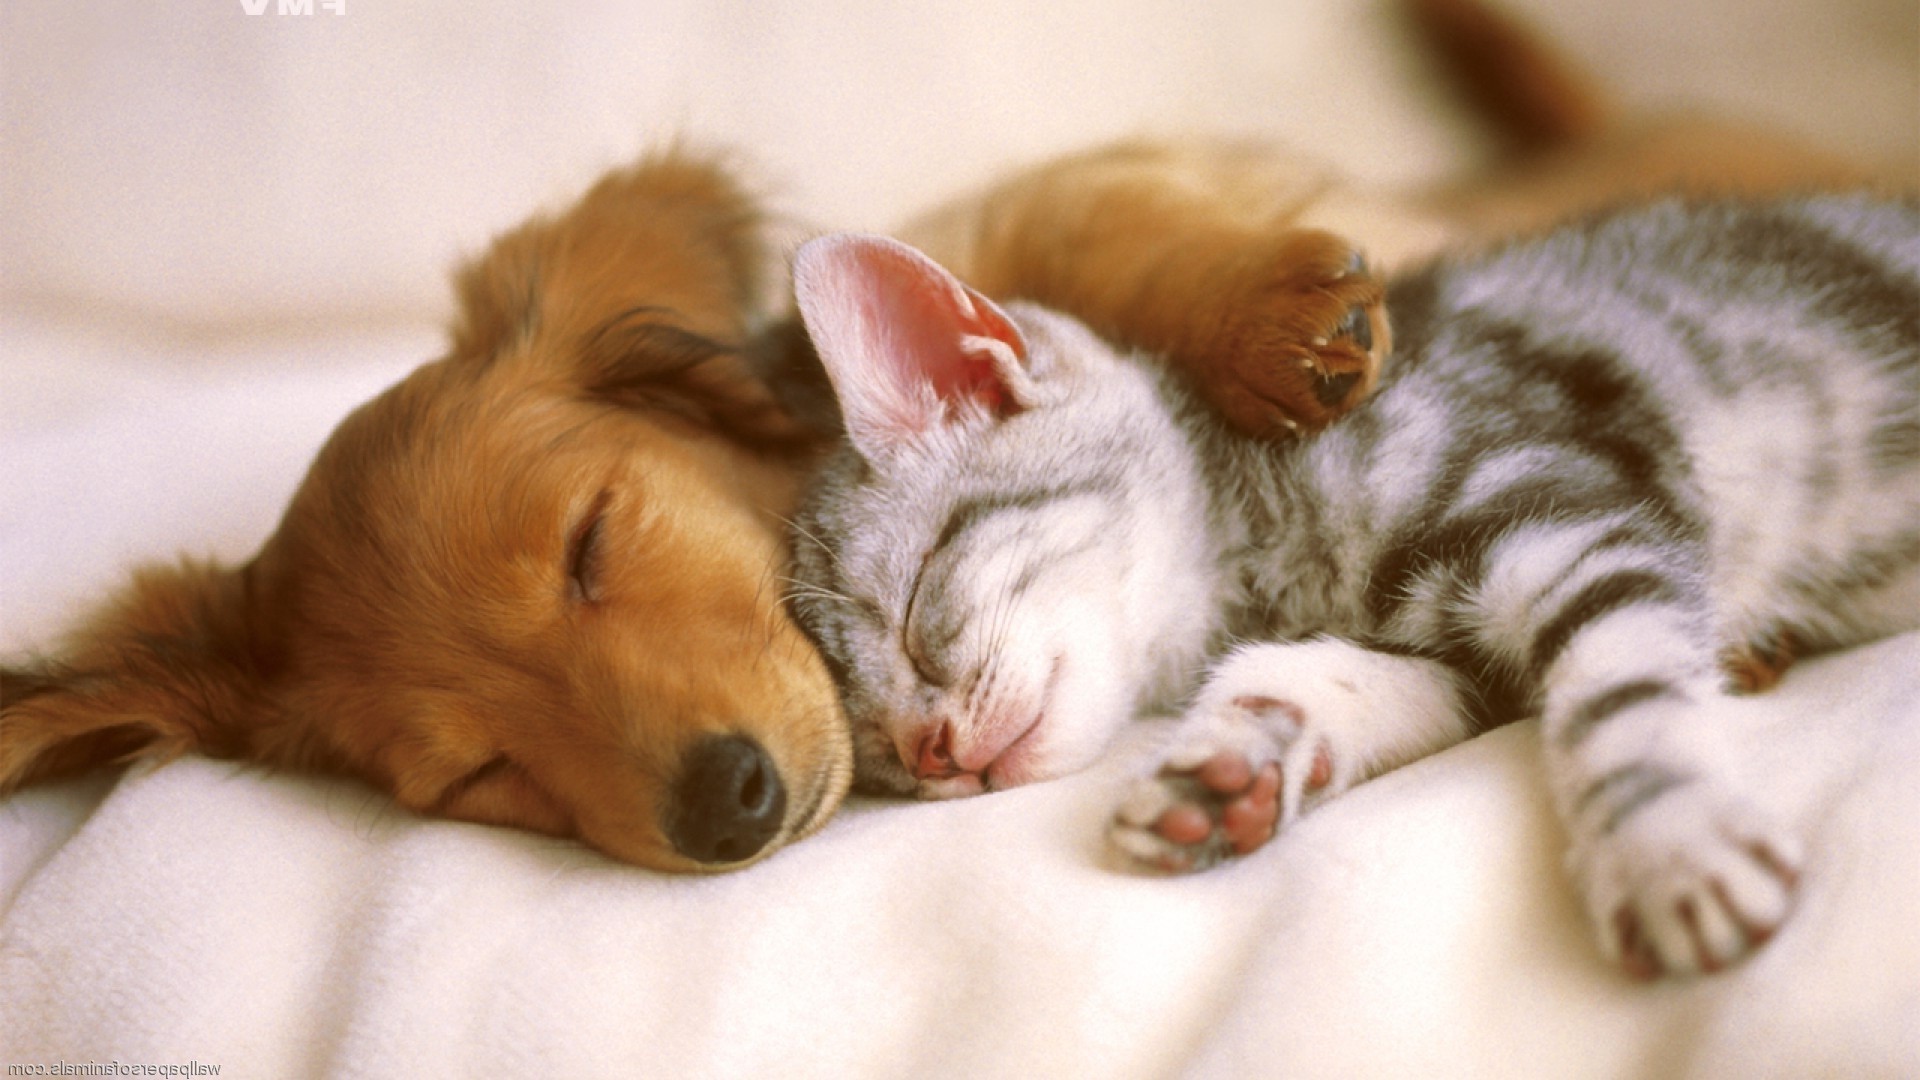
[3, 320, 1918, 1078]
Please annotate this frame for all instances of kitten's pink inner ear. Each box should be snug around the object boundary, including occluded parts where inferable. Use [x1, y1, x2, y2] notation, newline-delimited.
[795, 234, 1028, 455]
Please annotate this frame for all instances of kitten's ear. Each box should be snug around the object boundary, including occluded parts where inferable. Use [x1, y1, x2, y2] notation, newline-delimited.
[793, 233, 1034, 459]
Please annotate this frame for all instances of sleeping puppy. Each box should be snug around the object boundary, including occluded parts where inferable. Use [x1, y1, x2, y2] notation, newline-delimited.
[0, 0, 1881, 871]
[0, 155, 856, 871]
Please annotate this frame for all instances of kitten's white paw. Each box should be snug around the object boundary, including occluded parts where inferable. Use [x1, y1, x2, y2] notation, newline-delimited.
[1569, 769, 1802, 979]
[1109, 647, 1368, 873]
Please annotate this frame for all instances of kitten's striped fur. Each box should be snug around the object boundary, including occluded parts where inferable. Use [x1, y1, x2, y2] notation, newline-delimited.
[789, 194, 1920, 977]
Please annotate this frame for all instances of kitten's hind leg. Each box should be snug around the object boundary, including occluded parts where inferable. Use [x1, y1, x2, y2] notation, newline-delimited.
[1538, 613, 1805, 979]
[1109, 639, 1471, 872]
[1563, 733, 1802, 981]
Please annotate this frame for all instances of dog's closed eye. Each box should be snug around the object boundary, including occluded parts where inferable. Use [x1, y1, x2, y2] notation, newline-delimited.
[567, 491, 612, 604]
[429, 751, 573, 837]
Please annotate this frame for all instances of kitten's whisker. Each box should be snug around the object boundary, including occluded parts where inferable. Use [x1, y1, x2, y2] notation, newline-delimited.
[776, 573, 856, 603]
[747, 559, 792, 653]
[782, 515, 854, 578]
[780, 588, 855, 611]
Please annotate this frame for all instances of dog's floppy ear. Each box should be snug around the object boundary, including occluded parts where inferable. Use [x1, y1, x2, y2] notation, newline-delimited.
[448, 151, 768, 363]
[576, 306, 820, 449]
[445, 150, 822, 449]
[0, 558, 279, 793]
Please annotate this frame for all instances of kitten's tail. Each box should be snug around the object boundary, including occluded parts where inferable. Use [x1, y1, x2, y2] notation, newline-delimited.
[1404, 0, 1613, 154]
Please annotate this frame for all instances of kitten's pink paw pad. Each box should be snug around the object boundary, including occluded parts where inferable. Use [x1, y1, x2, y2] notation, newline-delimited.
[1146, 752, 1282, 856]
[1110, 652, 1381, 873]
[1111, 734, 1331, 873]
[1152, 803, 1216, 847]
[1118, 753, 1283, 872]
[1217, 762, 1282, 854]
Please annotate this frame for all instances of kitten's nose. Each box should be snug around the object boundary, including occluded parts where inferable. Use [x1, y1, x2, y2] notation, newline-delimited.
[911, 721, 964, 780]
[669, 735, 788, 864]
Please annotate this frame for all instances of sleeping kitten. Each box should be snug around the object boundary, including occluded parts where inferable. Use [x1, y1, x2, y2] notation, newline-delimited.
[786, 195, 1920, 978]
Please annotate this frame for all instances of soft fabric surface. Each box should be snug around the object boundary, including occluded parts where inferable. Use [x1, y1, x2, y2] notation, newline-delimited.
[3, 323, 1918, 1078]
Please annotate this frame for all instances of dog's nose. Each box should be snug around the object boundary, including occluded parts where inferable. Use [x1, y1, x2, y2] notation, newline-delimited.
[669, 735, 788, 864]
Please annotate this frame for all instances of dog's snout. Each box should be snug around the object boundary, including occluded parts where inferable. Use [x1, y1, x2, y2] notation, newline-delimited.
[669, 735, 788, 864]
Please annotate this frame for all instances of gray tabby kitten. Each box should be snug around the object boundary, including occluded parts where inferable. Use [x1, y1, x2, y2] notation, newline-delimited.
[786, 195, 1920, 979]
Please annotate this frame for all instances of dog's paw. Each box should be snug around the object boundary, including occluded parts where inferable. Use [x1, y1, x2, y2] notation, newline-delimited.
[1195, 230, 1386, 439]
[1110, 688, 1357, 874]
[1569, 770, 1802, 979]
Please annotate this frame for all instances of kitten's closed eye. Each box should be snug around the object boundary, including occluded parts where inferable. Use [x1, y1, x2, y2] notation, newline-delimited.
[902, 578, 954, 688]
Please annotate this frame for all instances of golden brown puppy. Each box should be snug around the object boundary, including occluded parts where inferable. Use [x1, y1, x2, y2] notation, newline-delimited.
[1, 155, 855, 871]
[1, 0, 1886, 869]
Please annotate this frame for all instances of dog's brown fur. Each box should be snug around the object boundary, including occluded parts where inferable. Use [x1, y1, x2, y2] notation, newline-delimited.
[0, 0, 1891, 871]
[1, 156, 854, 871]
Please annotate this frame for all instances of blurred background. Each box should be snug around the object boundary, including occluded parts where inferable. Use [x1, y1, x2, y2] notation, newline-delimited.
[2, 0, 1916, 338]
